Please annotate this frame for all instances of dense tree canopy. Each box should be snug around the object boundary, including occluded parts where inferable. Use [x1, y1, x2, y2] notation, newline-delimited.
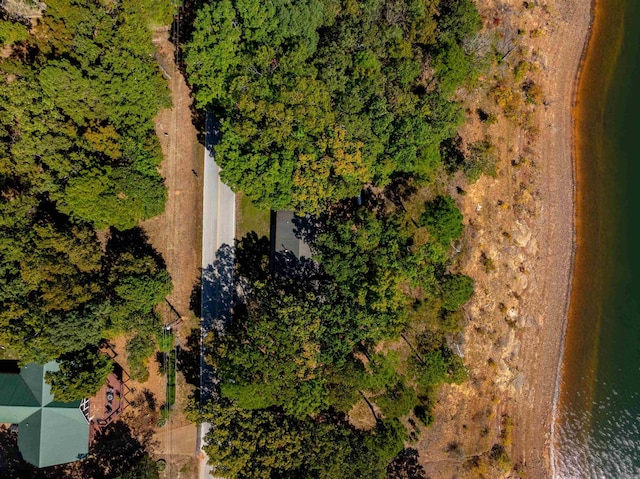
[420, 194, 464, 246]
[0, 1, 173, 378]
[203, 193, 473, 476]
[198, 399, 406, 479]
[218, 277, 329, 417]
[46, 347, 114, 402]
[185, 0, 481, 211]
[187, 1, 483, 475]
[0, 19, 28, 45]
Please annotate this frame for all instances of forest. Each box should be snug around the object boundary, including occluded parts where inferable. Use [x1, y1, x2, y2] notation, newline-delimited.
[0, 0, 174, 396]
[186, 0, 481, 212]
[184, 0, 483, 477]
[1, 0, 486, 476]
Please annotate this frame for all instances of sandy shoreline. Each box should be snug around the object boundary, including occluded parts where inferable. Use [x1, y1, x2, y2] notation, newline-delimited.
[511, 0, 593, 475]
[549, 0, 597, 474]
[409, 2, 594, 475]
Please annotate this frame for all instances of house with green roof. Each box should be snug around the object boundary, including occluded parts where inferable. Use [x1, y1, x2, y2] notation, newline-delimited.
[0, 362, 89, 468]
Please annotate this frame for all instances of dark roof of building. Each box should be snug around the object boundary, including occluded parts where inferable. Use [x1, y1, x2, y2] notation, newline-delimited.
[270, 210, 312, 260]
[0, 362, 89, 468]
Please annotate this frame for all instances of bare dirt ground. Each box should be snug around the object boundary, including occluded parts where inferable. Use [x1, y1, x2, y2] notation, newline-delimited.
[414, 1, 592, 477]
[138, 26, 202, 479]
[143, 26, 203, 330]
[109, 329, 198, 478]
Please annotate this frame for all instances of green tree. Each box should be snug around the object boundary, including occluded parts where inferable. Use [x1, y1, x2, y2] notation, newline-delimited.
[214, 278, 328, 417]
[0, 0, 173, 376]
[185, 0, 480, 211]
[200, 398, 406, 479]
[312, 206, 413, 343]
[184, 0, 242, 108]
[436, 0, 482, 45]
[375, 380, 419, 419]
[0, 20, 28, 46]
[105, 228, 172, 333]
[439, 273, 474, 311]
[186, 0, 483, 472]
[203, 401, 309, 479]
[46, 347, 113, 402]
[420, 195, 464, 247]
[126, 333, 156, 382]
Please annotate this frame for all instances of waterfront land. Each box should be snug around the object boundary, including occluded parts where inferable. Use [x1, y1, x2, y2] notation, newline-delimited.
[509, 0, 591, 474]
[145, 2, 593, 476]
[412, 0, 591, 476]
[0, 0, 595, 478]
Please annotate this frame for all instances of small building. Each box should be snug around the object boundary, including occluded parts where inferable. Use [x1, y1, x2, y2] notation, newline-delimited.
[269, 210, 312, 273]
[0, 362, 89, 468]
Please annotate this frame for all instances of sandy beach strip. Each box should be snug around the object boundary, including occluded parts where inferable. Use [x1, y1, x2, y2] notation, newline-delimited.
[510, 0, 593, 476]
[549, 0, 599, 474]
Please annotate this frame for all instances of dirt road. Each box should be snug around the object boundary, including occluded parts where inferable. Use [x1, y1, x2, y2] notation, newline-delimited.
[142, 26, 203, 479]
[144, 27, 203, 326]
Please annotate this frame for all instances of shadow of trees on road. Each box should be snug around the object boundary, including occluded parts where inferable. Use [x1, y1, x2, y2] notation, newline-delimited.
[199, 243, 235, 403]
[179, 231, 330, 407]
[176, 328, 201, 397]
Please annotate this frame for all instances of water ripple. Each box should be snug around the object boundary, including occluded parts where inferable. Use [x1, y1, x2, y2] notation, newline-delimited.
[555, 398, 640, 478]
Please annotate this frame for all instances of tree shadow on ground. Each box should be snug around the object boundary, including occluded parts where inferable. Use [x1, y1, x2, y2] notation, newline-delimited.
[81, 421, 155, 479]
[197, 243, 236, 403]
[387, 448, 428, 479]
[0, 425, 44, 478]
[176, 328, 200, 389]
[105, 227, 167, 270]
[203, 112, 222, 159]
[384, 173, 419, 209]
[289, 213, 321, 248]
[189, 270, 202, 319]
[182, 243, 236, 405]
[271, 250, 327, 283]
[440, 134, 466, 174]
[182, 231, 338, 407]
[235, 232, 270, 283]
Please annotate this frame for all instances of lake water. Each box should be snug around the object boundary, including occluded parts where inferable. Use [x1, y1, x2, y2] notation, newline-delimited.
[554, 0, 640, 476]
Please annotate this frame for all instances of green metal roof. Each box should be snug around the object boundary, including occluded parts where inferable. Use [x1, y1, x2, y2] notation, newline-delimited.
[0, 404, 38, 424]
[0, 374, 39, 409]
[18, 408, 89, 467]
[19, 362, 58, 406]
[0, 361, 89, 468]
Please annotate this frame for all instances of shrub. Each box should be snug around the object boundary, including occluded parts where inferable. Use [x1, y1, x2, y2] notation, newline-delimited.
[126, 334, 156, 382]
[490, 444, 512, 472]
[0, 20, 28, 46]
[464, 139, 497, 182]
[46, 347, 113, 401]
[375, 381, 419, 419]
[414, 404, 434, 427]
